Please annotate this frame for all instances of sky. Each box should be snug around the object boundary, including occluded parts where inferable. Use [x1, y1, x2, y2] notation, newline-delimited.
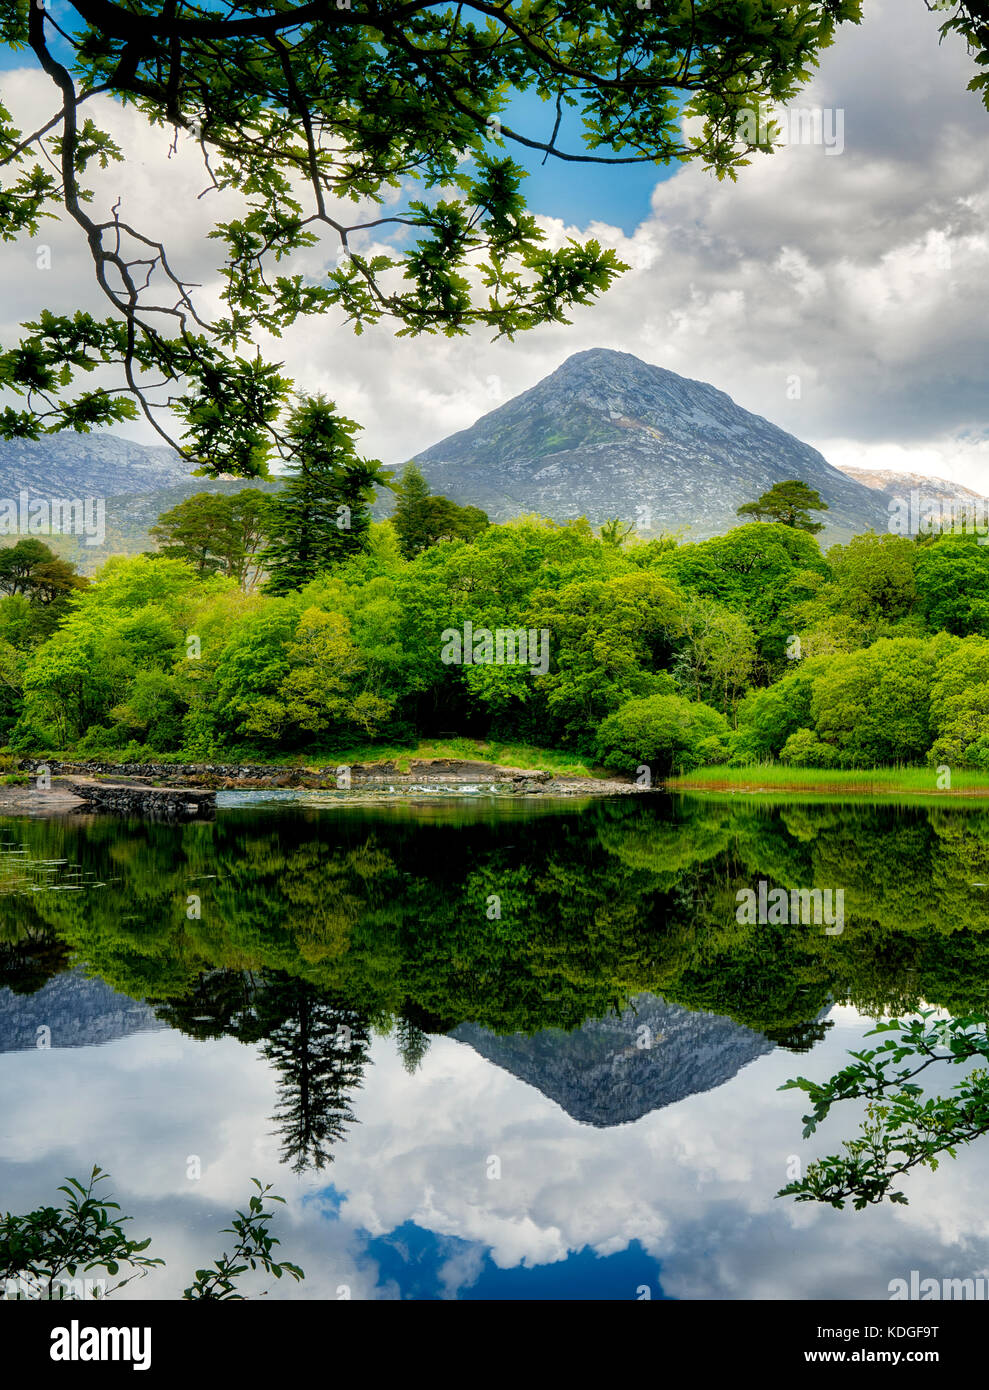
[2, 0, 989, 491]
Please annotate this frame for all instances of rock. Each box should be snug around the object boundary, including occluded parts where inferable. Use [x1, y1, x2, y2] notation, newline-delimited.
[0, 970, 167, 1053]
[65, 779, 215, 820]
[452, 992, 778, 1127]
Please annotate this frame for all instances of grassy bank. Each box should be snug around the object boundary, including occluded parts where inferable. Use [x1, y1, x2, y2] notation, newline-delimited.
[18, 740, 603, 779]
[315, 739, 601, 777]
[667, 764, 989, 796]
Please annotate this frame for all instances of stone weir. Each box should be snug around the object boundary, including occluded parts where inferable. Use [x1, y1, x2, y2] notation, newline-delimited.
[65, 778, 216, 820]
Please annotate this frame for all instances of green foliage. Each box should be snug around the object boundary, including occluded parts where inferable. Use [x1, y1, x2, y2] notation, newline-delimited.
[778, 1012, 989, 1209]
[184, 1180, 304, 1299]
[391, 463, 433, 559]
[9, 507, 989, 768]
[150, 489, 271, 588]
[596, 691, 731, 774]
[915, 533, 989, 637]
[674, 594, 757, 714]
[263, 397, 389, 594]
[928, 636, 989, 770]
[10, 795, 989, 1079]
[808, 637, 940, 765]
[936, 3, 989, 111]
[0, 1165, 162, 1299]
[391, 462, 489, 559]
[793, 532, 920, 648]
[734, 663, 821, 761]
[1, 1167, 303, 1300]
[1, 2, 863, 462]
[780, 727, 839, 768]
[736, 479, 829, 533]
[0, 539, 88, 643]
[654, 522, 827, 671]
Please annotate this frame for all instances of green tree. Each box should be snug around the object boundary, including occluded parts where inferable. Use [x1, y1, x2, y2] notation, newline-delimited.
[778, 1012, 989, 1210]
[392, 464, 488, 558]
[808, 637, 943, 765]
[599, 518, 636, 547]
[733, 662, 823, 762]
[150, 489, 271, 589]
[258, 977, 370, 1175]
[595, 690, 732, 775]
[736, 480, 829, 533]
[928, 635, 989, 770]
[0, 2, 860, 465]
[237, 606, 393, 744]
[0, 539, 87, 609]
[655, 522, 827, 671]
[422, 496, 489, 548]
[263, 397, 390, 594]
[391, 463, 434, 560]
[0, 1166, 303, 1300]
[915, 533, 989, 637]
[674, 594, 757, 717]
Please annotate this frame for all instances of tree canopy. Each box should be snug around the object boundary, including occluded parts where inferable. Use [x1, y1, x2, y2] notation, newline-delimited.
[0, 0, 865, 470]
[736, 479, 829, 533]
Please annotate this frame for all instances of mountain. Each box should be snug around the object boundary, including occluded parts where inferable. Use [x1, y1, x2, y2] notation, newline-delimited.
[412, 348, 889, 539]
[0, 436, 278, 571]
[0, 352, 895, 558]
[835, 465, 984, 508]
[0, 970, 167, 1053]
[0, 433, 192, 498]
[451, 993, 774, 1127]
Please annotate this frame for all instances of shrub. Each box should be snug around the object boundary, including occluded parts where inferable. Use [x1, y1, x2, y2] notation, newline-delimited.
[595, 692, 731, 776]
[780, 728, 839, 768]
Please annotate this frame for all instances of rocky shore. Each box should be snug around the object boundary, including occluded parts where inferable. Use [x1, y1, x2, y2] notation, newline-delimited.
[0, 757, 653, 817]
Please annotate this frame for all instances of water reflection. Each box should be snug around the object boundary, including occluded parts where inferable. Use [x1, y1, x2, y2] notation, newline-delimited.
[2, 795, 989, 1297]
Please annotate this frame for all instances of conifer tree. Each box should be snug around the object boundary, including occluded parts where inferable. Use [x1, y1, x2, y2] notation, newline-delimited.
[263, 396, 390, 594]
[391, 462, 434, 560]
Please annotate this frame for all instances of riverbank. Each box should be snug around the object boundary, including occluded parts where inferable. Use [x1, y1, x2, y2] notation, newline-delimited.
[667, 765, 989, 797]
[3, 750, 649, 809]
[13, 739, 601, 779]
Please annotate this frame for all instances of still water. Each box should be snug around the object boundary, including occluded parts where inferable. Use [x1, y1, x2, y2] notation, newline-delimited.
[2, 792, 989, 1300]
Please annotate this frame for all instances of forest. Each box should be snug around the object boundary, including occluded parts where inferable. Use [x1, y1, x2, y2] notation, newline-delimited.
[1, 452, 988, 777]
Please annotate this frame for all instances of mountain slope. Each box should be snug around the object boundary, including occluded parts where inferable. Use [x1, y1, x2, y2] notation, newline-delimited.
[0, 437, 280, 570]
[0, 434, 192, 497]
[0, 971, 167, 1053]
[413, 349, 888, 539]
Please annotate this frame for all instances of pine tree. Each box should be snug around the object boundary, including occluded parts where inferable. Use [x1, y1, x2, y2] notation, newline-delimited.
[736, 479, 829, 533]
[391, 461, 434, 559]
[392, 462, 490, 557]
[258, 975, 370, 1174]
[395, 1013, 431, 1074]
[263, 396, 390, 594]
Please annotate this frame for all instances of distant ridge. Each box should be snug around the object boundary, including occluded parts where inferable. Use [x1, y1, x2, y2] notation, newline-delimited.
[835, 464, 985, 506]
[0, 970, 167, 1053]
[0, 354, 896, 561]
[0, 435, 275, 570]
[0, 433, 191, 498]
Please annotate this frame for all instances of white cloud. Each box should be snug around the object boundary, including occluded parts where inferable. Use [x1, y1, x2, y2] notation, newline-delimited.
[5, 1010, 989, 1302]
[2, 0, 989, 493]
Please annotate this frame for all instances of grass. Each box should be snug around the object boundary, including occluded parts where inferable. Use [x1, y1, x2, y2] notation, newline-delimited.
[322, 739, 601, 777]
[667, 764, 989, 796]
[19, 740, 603, 779]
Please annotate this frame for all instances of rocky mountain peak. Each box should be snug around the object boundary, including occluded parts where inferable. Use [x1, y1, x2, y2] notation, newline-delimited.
[414, 348, 889, 539]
